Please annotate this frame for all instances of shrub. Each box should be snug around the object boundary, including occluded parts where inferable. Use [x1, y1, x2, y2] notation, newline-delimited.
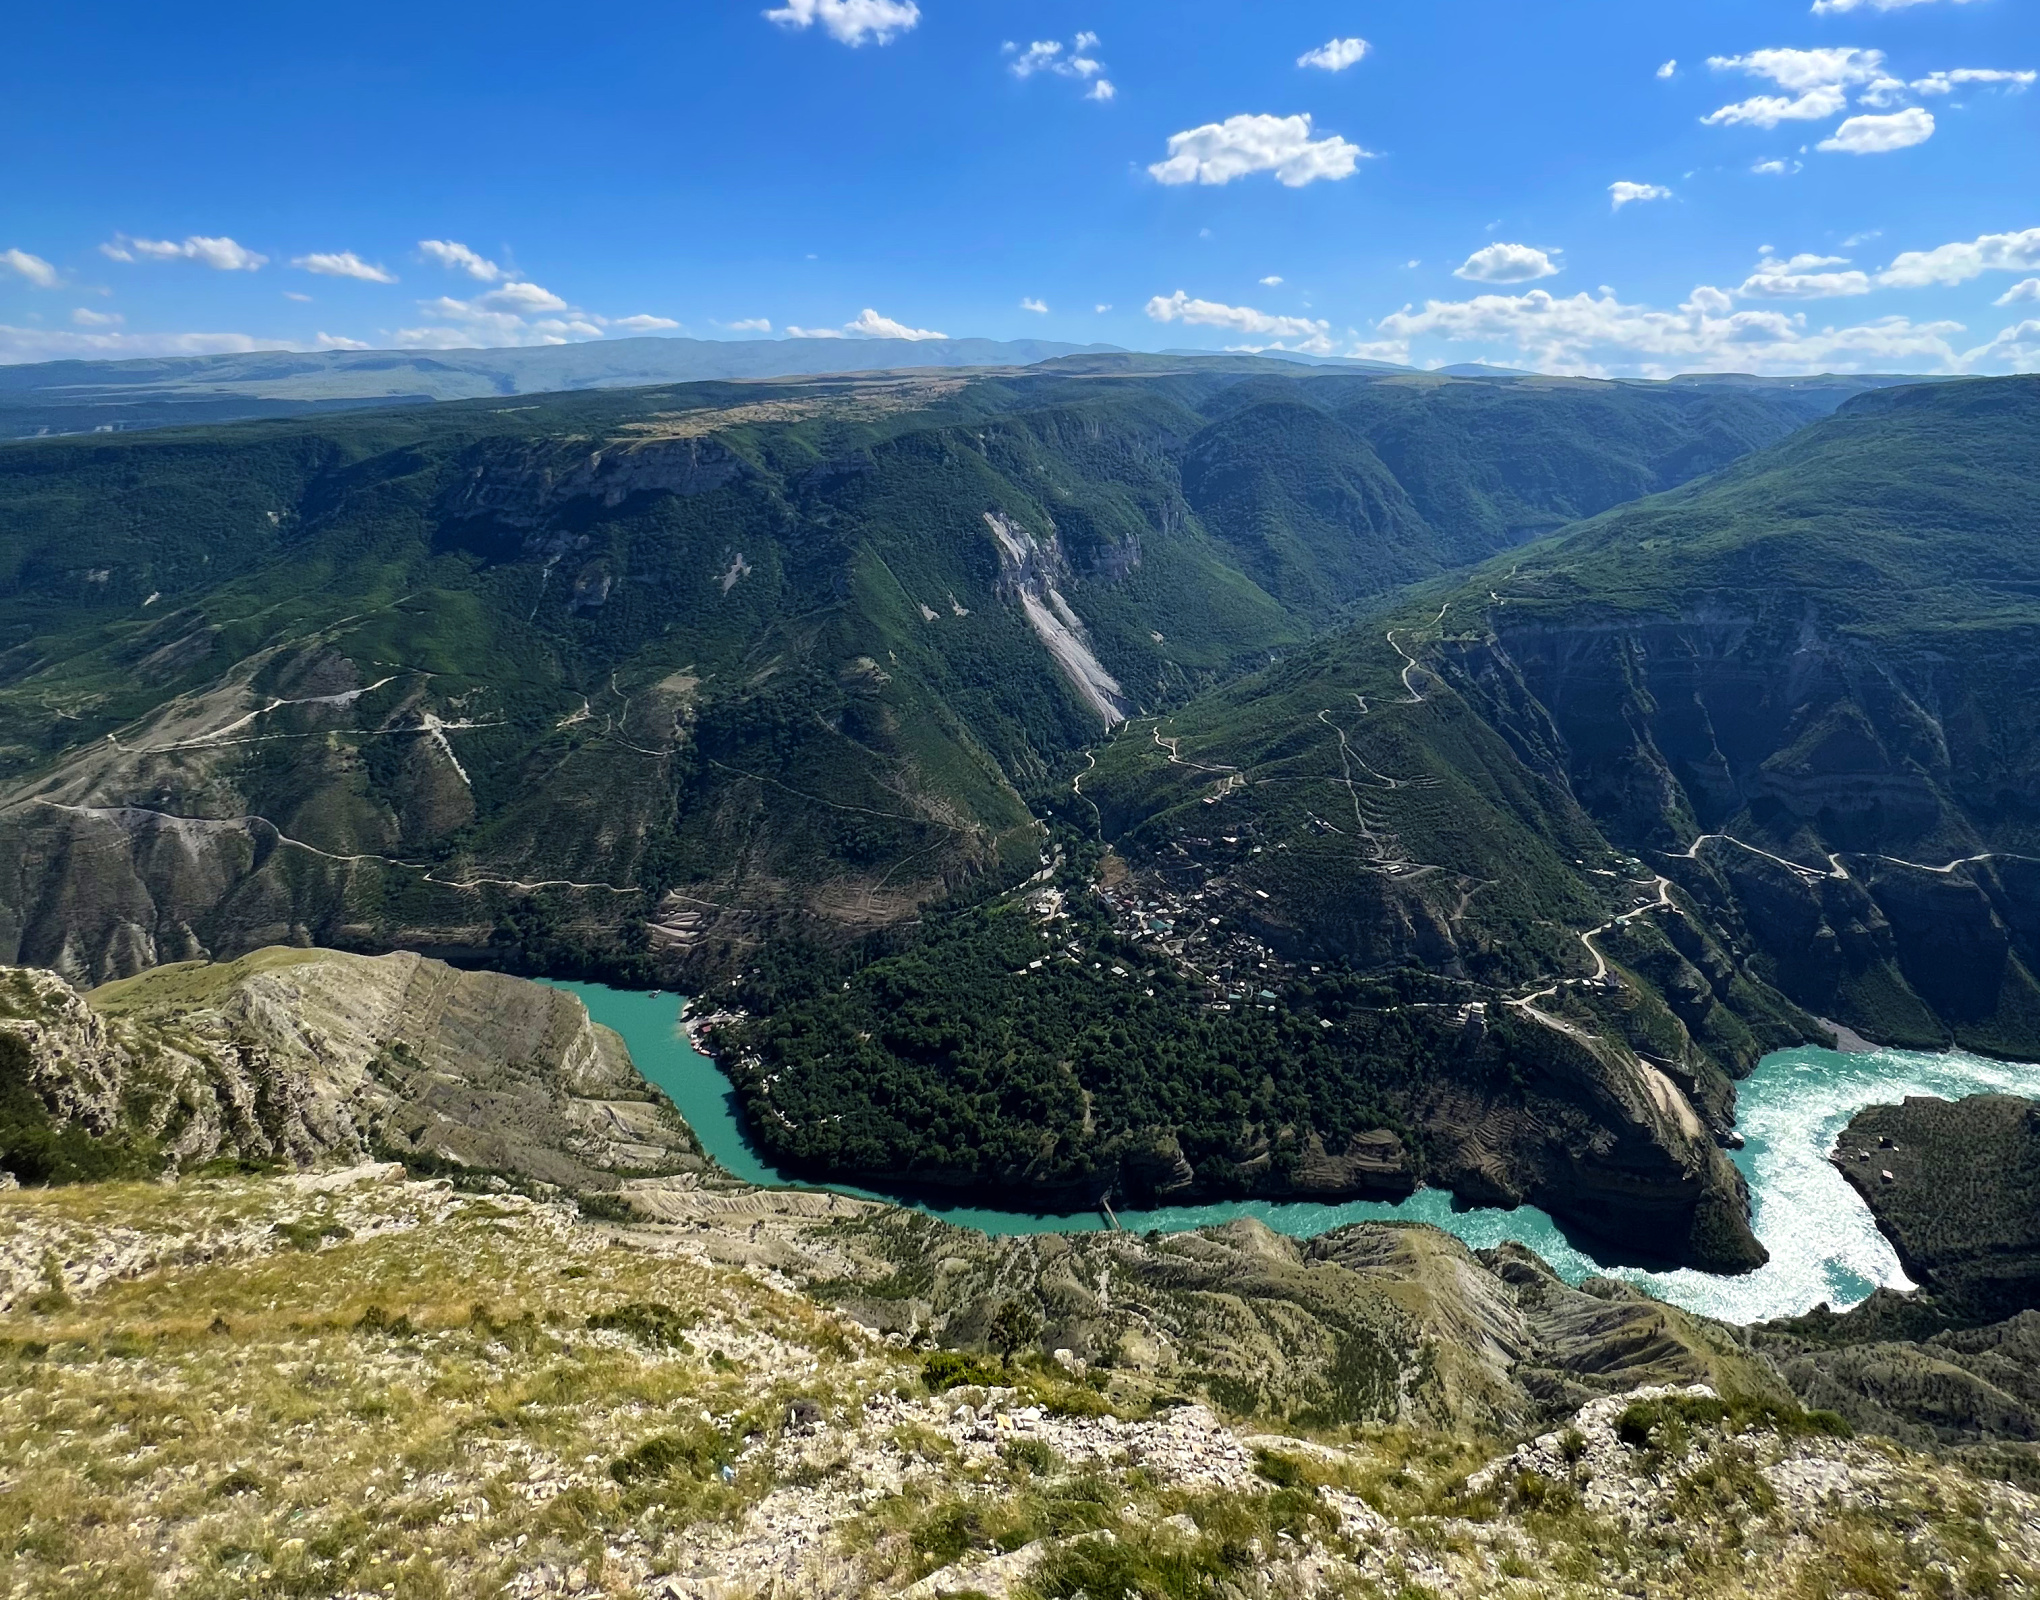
[272, 1218, 352, 1252]
[1001, 1437, 1059, 1476]
[586, 1301, 694, 1350]
[922, 1349, 1001, 1392]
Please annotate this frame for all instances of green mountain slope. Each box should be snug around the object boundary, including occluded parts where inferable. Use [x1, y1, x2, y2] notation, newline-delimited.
[0, 361, 1816, 984]
[0, 360, 1869, 1267]
[713, 377, 2039, 1270]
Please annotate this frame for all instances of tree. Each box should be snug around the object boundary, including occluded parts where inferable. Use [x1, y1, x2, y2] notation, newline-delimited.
[988, 1299, 1043, 1369]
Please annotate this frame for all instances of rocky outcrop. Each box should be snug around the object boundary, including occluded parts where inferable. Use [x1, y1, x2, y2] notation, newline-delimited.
[0, 950, 702, 1192]
[1832, 1094, 2040, 1324]
[441, 435, 748, 529]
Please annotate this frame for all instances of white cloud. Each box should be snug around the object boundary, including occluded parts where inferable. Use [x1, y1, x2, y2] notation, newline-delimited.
[1819, 107, 1935, 152]
[110, 235, 267, 271]
[1020, 297, 1049, 314]
[475, 280, 569, 313]
[418, 240, 504, 282]
[1094, 303, 1112, 313]
[283, 291, 313, 302]
[1610, 181, 1673, 209]
[724, 317, 774, 333]
[1008, 34, 1114, 100]
[1149, 113, 1369, 188]
[1997, 279, 2040, 307]
[1910, 68, 2036, 95]
[1144, 289, 1333, 353]
[0, 325, 286, 363]
[1373, 282, 1969, 377]
[1710, 47, 1886, 94]
[1813, 0, 1979, 13]
[765, 0, 918, 46]
[846, 307, 946, 339]
[1455, 243, 1561, 283]
[2, 249, 59, 288]
[1752, 157, 1803, 175]
[1657, 60, 1678, 79]
[1738, 253, 1872, 298]
[1298, 37, 1369, 72]
[786, 325, 845, 338]
[1259, 275, 1284, 286]
[1879, 227, 2040, 287]
[71, 308, 122, 326]
[1968, 318, 2040, 372]
[292, 251, 397, 284]
[608, 314, 681, 332]
[1704, 48, 1884, 127]
[315, 332, 372, 350]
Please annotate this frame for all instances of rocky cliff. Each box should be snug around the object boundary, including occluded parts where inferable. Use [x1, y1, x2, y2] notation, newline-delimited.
[0, 949, 702, 1193]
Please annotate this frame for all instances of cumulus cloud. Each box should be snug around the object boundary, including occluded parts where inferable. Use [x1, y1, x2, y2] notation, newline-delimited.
[1820, 107, 1936, 152]
[1968, 318, 2040, 372]
[315, 333, 372, 350]
[469, 281, 565, 313]
[393, 275, 630, 350]
[1020, 297, 1049, 314]
[1813, 0, 1979, 13]
[1752, 157, 1803, 175]
[1006, 35, 1114, 103]
[607, 314, 681, 332]
[724, 318, 774, 333]
[1144, 289, 1333, 353]
[1657, 60, 1678, 79]
[1909, 68, 2035, 95]
[1610, 181, 1672, 209]
[71, 308, 122, 326]
[1702, 47, 1898, 128]
[1149, 113, 1369, 188]
[846, 307, 946, 339]
[1374, 282, 1968, 377]
[1, 249, 58, 288]
[106, 235, 267, 270]
[418, 240, 504, 281]
[1879, 227, 2040, 287]
[1298, 37, 1369, 72]
[292, 251, 397, 284]
[1455, 243, 1561, 283]
[1738, 252, 1872, 298]
[765, 0, 918, 46]
[1997, 279, 2040, 307]
[0, 325, 285, 363]
[783, 309, 948, 340]
[1259, 275, 1284, 286]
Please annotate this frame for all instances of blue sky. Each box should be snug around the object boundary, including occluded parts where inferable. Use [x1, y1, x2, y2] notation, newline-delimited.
[4, 0, 2036, 375]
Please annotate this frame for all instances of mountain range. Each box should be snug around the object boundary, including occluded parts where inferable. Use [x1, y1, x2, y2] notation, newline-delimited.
[0, 350, 2033, 1273]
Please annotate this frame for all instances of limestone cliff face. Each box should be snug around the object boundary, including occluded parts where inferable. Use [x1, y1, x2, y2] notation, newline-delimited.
[0, 950, 700, 1192]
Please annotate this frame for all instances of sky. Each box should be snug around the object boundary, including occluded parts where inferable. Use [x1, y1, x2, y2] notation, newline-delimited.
[3, 0, 2037, 378]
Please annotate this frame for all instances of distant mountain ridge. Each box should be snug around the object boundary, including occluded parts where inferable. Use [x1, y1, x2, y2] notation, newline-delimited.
[0, 335, 1126, 438]
[0, 333, 1949, 440]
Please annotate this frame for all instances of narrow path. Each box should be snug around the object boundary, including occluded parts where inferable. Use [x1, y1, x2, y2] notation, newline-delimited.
[1677, 832, 2040, 885]
[22, 799, 641, 896]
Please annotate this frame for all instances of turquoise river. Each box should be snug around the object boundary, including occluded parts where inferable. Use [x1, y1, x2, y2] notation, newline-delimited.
[545, 981, 2040, 1326]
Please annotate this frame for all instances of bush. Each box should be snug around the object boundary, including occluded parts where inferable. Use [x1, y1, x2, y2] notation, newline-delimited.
[1001, 1437, 1059, 1476]
[586, 1301, 694, 1350]
[271, 1218, 352, 1252]
[610, 1426, 724, 1486]
[923, 1349, 1002, 1392]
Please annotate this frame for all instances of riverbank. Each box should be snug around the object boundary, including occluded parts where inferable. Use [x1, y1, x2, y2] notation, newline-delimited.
[546, 981, 2040, 1325]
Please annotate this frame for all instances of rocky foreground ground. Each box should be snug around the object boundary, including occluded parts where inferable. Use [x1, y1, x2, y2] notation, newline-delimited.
[3, 1163, 2038, 1600]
